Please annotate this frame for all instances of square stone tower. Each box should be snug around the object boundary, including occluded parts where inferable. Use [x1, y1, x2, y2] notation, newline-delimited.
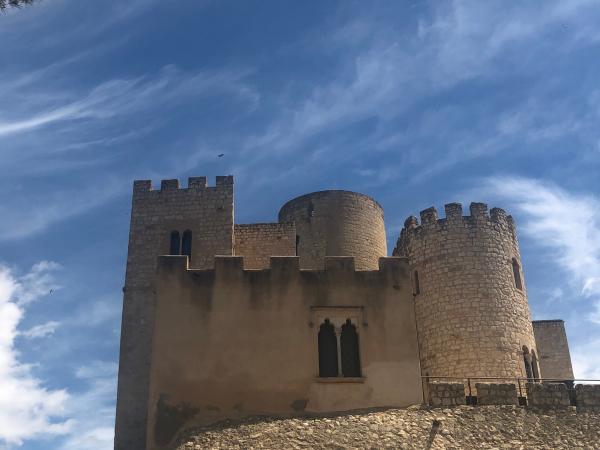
[114, 176, 234, 450]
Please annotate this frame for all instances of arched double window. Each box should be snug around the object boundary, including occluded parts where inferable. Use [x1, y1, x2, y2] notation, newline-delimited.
[170, 231, 180, 255]
[318, 318, 361, 378]
[318, 319, 337, 377]
[341, 319, 361, 377]
[169, 230, 193, 261]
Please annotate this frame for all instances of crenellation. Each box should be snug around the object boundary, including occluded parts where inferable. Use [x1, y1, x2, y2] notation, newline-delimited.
[133, 179, 152, 192]
[216, 175, 234, 186]
[444, 202, 462, 220]
[161, 179, 180, 190]
[188, 176, 207, 190]
[469, 201, 488, 220]
[420, 206, 438, 225]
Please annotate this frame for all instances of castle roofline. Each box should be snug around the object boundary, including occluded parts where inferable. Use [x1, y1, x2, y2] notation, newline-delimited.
[279, 190, 383, 214]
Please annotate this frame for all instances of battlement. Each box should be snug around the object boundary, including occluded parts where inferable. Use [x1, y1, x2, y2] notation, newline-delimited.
[157, 255, 408, 276]
[403, 202, 515, 232]
[133, 175, 234, 193]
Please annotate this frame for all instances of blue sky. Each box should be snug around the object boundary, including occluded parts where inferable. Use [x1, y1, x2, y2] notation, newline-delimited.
[1, 0, 600, 448]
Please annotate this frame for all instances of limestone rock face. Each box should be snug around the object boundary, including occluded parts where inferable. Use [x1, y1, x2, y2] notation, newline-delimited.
[177, 406, 600, 450]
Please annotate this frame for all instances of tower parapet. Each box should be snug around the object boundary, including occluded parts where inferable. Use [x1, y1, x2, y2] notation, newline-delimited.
[394, 202, 537, 380]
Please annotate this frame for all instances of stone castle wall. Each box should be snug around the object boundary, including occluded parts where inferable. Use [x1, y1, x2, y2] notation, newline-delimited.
[278, 190, 387, 270]
[394, 202, 537, 379]
[533, 320, 574, 380]
[234, 223, 296, 269]
[148, 255, 422, 449]
[115, 176, 235, 450]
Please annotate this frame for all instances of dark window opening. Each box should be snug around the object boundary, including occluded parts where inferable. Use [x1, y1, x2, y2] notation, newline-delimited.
[295, 235, 300, 256]
[341, 319, 361, 377]
[531, 350, 540, 382]
[512, 258, 522, 290]
[182, 230, 192, 261]
[318, 319, 338, 377]
[169, 231, 180, 255]
[414, 270, 421, 295]
[523, 346, 533, 381]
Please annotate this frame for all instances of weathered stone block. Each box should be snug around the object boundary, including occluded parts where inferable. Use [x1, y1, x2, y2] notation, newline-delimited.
[526, 383, 571, 409]
[476, 383, 518, 406]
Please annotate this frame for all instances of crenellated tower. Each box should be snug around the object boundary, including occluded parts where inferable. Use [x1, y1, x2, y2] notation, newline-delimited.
[394, 202, 538, 380]
[115, 176, 234, 450]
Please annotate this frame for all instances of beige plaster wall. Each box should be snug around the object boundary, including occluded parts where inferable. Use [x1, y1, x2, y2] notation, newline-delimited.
[533, 320, 574, 380]
[115, 176, 234, 450]
[278, 190, 387, 270]
[146, 255, 422, 449]
[234, 223, 296, 269]
[394, 202, 537, 380]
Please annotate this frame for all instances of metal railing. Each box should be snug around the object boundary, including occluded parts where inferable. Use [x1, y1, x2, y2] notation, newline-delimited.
[421, 375, 600, 406]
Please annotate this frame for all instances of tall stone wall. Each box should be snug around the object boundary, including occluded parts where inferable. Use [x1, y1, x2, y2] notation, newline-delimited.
[278, 190, 387, 270]
[234, 223, 296, 269]
[394, 202, 537, 379]
[533, 320, 574, 381]
[147, 255, 422, 449]
[114, 176, 234, 450]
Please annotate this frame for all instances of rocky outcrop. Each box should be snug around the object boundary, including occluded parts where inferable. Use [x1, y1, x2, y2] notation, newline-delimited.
[177, 405, 600, 449]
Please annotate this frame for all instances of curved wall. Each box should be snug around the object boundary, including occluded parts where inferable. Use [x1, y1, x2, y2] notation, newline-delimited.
[278, 190, 387, 270]
[394, 202, 537, 379]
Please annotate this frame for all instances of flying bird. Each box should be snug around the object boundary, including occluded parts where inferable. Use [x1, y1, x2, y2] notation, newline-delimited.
[218, 153, 225, 158]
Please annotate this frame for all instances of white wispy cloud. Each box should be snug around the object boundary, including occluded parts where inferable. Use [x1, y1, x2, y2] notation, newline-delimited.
[0, 65, 257, 139]
[21, 321, 61, 339]
[0, 262, 71, 447]
[481, 176, 600, 322]
[0, 181, 123, 241]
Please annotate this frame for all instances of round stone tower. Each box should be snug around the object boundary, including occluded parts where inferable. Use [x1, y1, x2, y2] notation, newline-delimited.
[394, 202, 538, 379]
[278, 190, 387, 270]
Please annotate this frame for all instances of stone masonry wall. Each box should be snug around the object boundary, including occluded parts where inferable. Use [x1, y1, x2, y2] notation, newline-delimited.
[476, 383, 518, 405]
[576, 384, 600, 412]
[429, 382, 466, 407]
[526, 383, 571, 408]
[533, 320, 574, 380]
[394, 202, 538, 380]
[234, 223, 296, 269]
[115, 176, 234, 450]
[278, 190, 387, 270]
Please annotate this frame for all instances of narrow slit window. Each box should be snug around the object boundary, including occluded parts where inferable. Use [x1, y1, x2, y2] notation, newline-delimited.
[318, 319, 338, 377]
[414, 270, 421, 295]
[169, 231, 180, 255]
[341, 319, 361, 377]
[181, 230, 192, 261]
[522, 346, 533, 381]
[512, 258, 522, 290]
[295, 235, 300, 256]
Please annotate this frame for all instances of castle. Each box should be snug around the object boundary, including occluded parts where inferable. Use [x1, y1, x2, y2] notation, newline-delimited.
[114, 176, 575, 450]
